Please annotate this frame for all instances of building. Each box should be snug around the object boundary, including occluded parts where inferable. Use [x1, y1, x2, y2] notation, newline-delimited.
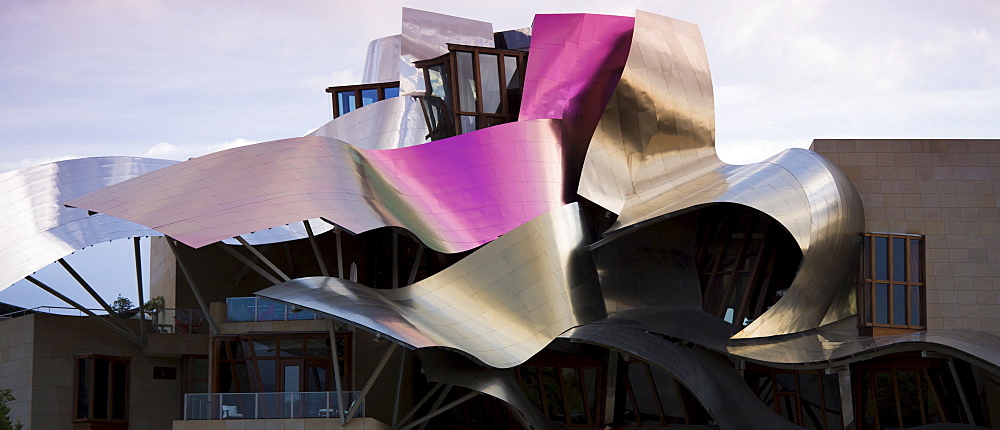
[1, 7, 999, 430]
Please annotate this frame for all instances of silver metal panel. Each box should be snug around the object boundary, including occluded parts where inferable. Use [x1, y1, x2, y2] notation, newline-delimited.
[400, 8, 494, 95]
[257, 203, 604, 368]
[67, 119, 567, 253]
[418, 349, 560, 430]
[562, 322, 803, 430]
[308, 95, 428, 150]
[362, 34, 401, 84]
[578, 10, 865, 339]
[0, 157, 174, 292]
[727, 329, 1000, 372]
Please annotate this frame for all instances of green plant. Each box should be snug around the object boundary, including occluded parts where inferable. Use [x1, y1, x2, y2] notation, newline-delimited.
[111, 294, 134, 314]
[0, 389, 23, 430]
[143, 296, 165, 312]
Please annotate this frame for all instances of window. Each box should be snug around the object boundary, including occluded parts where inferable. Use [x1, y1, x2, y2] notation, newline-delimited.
[744, 364, 843, 429]
[414, 45, 527, 140]
[516, 353, 604, 426]
[859, 233, 925, 330]
[213, 332, 350, 393]
[74, 354, 130, 427]
[325, 81, 401, 118]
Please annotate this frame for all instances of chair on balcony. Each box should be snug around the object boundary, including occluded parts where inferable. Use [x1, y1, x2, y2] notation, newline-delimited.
[221, 404, 243, 419]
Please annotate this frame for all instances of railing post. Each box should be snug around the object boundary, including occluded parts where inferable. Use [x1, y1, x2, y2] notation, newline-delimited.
[255, 392, 259, 419]
[183, 393, 187, 420]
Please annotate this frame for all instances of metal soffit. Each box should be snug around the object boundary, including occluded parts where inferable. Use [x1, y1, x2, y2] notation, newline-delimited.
[577, 10, 866, 339]
[256, 202, 605, 369]
[0, 157, 173, 293]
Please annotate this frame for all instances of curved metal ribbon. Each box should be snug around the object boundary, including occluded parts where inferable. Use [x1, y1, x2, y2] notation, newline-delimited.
[256, 203, 604, 368]
[578, 11, 865, 338]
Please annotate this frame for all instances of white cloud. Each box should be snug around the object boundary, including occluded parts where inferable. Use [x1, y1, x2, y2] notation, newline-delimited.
[205, 138, 257, 153]
[143, 142, 184, 159]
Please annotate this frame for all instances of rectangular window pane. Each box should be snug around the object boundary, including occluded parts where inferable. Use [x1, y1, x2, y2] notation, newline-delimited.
[279, 339, 304, 357]
[252, 338, 277, 357]
[540, 366, 565, 422]
[383, 86, 400, 99]
[257, 360, 277, 392]
[94, 358, 109, 419]
[863, 235, 871, 279]
[337, 91, 356, 116]
[875, 283, 889, 324]
[561, 368, 586, 424]
[893, 284, 907, 325]
[479, 53, 501, 114]
[360, 88, 378, 106]
[460, 115, 476, 134]
[77, 358, 90, 418]
[863, 282, 872, 324]
[112, 362, 128, 419]
[910, 239, 924, 283]
[875, 237, 888, 281]
[910, 285, 922, 326]
[456, 51, 477, 112]
[504, 56, 522, 115]
[893, 237, 906, 281]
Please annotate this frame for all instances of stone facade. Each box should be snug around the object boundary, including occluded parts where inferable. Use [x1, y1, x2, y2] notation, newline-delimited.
[812, 139, 1000, 335]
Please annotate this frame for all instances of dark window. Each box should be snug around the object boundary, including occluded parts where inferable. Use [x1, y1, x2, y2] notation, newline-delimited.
[325, 81, 401, 118]
[73, 354, 130, 424]
[745, 364, 843, 429]
[859, 234, 925, 329]
[212, 332, 350, 394]
[415, 44, 527, 140]
[516, 353, 604, 426]
[153, 367, 177, 380]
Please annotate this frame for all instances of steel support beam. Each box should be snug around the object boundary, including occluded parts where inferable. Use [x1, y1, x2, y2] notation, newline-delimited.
[397, 382, 444, 429]
[392, 348, 407, 427]
[233, 236, 290, 282]
[304, 220, 329, 277]
[336, 228, 344, 279]
[166, 238, 219, 335]
[345, 342, 399, 423]
[134, 237, 146, 341]
[402, 391, 478, 430]
[328, 319, 347, 425]
[25, 275, 144, 347]
[216, 243, 282, 285]
[948, 358, 976, 426]
[57, 258, 137, 337]
[407, 244, 424, 286]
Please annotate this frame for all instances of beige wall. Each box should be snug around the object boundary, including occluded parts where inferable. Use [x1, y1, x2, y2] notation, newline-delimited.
[151, 236, 179, 309]
[0, 313, 186, 429]
[812, 139, 1000, 335]
[0, 315, 33, 428]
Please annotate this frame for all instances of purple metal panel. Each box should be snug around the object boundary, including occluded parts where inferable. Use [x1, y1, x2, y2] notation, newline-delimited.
[66, 120, 565, 253]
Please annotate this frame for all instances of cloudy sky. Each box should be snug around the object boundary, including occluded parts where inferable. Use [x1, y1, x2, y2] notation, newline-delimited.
[0, 0, 998, 308]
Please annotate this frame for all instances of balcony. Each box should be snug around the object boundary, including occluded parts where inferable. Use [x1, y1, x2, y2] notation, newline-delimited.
[225, 297, 325, 322]
[183, 391, 364, 420]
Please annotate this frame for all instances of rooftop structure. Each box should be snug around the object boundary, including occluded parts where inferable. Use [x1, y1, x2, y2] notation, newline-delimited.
[1, 8, 999, 430]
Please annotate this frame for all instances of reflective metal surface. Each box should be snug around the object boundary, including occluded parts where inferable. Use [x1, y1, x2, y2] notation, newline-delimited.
[257, 203, 604, 368]
[308, 96, 428, 150]
[418, 349, 559, 430]
[578, 11, 865, 338]
[728, 329, 1000, 372]
[362, 34, 401, 85]
[68, 120, 566, 253]
[562, 321, 803, 430]
[0, 157, 173, 292]
[400, 8, 494, 96]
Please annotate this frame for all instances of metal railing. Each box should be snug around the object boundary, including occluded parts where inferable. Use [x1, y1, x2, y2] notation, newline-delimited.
[151, 308, 208, 334]
[183, 391, 364, 420]
[226, 297, 324, 322]
[0, 305, 109, 320]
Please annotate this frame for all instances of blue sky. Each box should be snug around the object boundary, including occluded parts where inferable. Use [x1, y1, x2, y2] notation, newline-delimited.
[1, 0, 998, 309]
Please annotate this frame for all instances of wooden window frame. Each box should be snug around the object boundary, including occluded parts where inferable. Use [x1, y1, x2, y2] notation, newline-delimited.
[858, 233, 926, 331]
[415, 44, 527, 139]
[514, 354, 605, 427]
[212, 332, 351, 393]
[72, 354, 130, 425]
[325, 81, 401, 118]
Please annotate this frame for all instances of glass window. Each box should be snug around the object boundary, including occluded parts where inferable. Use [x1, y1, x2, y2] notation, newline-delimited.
[74, 355, 129, 422]
[360, 88, 378, 107]
[383, 86, 399, 99]
[479, 53, 501, 114]
[860, 234, 925, 329]
[456, 51, 477, 112]
[337, 91, 356, 116]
